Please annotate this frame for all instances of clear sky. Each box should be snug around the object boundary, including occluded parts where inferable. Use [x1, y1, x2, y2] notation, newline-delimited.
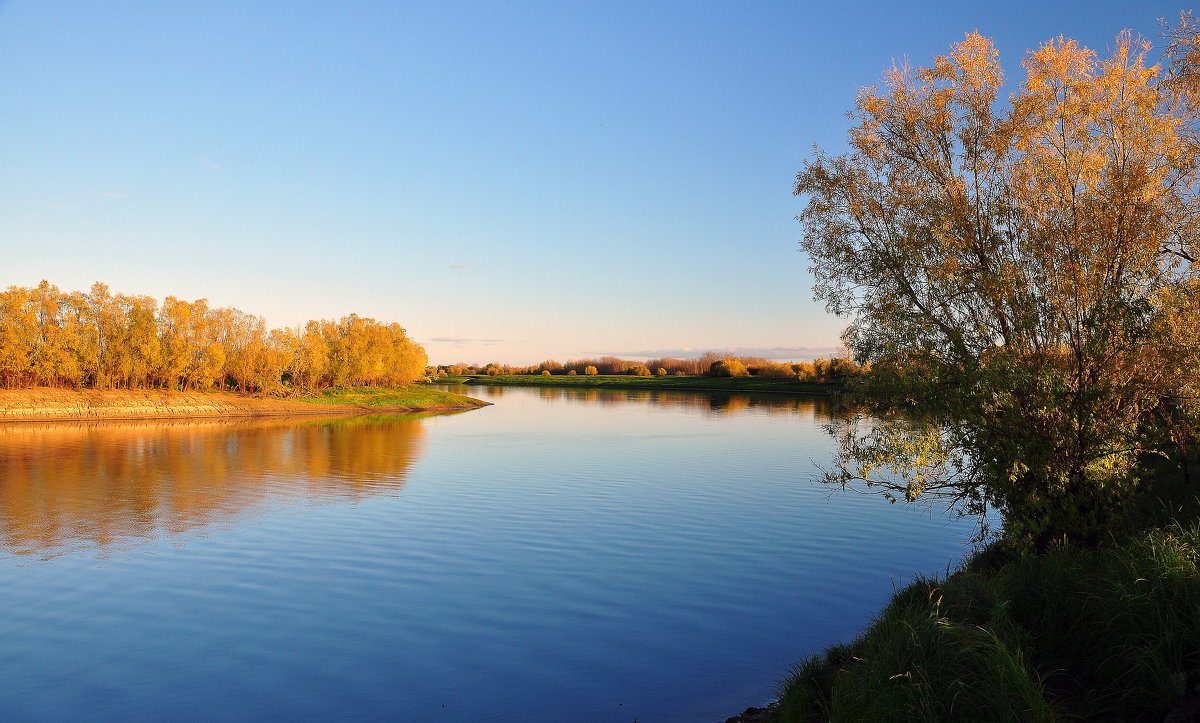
[0, 1, 1188, 365]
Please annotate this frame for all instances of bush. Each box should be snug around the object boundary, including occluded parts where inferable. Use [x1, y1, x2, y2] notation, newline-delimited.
[541, 370, 551, 376]
[629, 365, 651, 376]
[793, 361, 817, 382]
[656, 367, 667, 376]
[756, 363, 797, 379]
[709, 358, 749, 377]
[567, 369, 577, 376]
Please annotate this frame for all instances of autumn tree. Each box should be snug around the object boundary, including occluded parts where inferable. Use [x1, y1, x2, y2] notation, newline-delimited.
[0, 281, 426, 396]
[795, 31, 1200, 548]
[709, 358, 749, 378]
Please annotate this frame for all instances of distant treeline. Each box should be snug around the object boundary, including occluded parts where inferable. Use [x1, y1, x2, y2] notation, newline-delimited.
[0, 281, 426, 394]
[429, 352, 865, 382]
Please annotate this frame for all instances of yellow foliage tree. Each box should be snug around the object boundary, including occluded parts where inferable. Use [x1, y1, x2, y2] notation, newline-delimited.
[0, 281, 427, 396]
[796, 30, 1200, 547]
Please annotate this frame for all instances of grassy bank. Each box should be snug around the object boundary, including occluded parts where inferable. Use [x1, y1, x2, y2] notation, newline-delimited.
[775, 473, 1200, 722]
[0, 386, 488, 423]
[294, 385, 489, 410]
[433, 374, 835, 394]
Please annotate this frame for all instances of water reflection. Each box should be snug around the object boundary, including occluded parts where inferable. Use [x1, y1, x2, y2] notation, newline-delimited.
[0, 414, 430, 556]
[520, 385, 838, 416]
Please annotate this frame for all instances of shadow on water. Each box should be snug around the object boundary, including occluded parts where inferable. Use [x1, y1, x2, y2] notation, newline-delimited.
[0, 413, 436, 556]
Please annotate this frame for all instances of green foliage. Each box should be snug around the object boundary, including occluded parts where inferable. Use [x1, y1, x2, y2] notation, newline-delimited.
[778, 519, 1200, 721]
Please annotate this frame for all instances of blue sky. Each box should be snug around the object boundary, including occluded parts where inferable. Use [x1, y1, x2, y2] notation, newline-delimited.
[0, 1, 1187, 364]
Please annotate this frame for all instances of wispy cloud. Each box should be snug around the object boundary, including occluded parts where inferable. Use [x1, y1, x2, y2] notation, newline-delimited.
[427, 336, 507, 345]
[198, 157, 222, 169]
[599, 346, 841, 360]
[448, 264, 468, 270]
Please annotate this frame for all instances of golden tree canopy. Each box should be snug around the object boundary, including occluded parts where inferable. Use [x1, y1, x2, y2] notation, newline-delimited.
[795, 29, 1200, 548]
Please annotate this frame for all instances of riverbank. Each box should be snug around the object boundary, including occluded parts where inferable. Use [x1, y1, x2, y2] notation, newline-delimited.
[0, 386, 489, 422]
[769, 468, 1200, 722]
[435, 374, 837, 394]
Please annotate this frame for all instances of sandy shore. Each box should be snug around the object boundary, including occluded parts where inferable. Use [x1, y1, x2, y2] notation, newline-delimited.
[0, 388, 470, 422]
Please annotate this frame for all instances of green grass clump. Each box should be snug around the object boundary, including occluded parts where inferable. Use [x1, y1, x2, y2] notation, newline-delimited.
[777, 516, 1200, 721]
[296, 385, 487, 409]
[446, 374, 834, 394]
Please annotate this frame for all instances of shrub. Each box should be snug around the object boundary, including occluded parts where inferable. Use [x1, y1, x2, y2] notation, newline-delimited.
[709, 358, 749, 377]
[629, 365, 651, 376]
[567, 369, 577, 376]
[756, 363, 797, 379]
[656, 368, 667, 376]
[793, 361, 817, 382]
[584, 365, 598, 376]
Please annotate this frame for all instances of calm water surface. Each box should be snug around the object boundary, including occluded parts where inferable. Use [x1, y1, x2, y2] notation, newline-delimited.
[0, 386, 976, 721]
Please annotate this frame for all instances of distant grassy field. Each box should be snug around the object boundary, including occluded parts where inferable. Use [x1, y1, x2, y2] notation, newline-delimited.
[296, 385, 488, 409]
[432, 374, 836, 394]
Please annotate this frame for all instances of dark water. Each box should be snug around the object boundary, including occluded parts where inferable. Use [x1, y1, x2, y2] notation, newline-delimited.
[0, 386, 975, 721]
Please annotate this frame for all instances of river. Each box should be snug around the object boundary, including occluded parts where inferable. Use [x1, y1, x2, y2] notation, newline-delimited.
[0, 385, 975, 721]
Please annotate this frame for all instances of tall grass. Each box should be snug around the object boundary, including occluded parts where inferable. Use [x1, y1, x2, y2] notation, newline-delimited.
[777, 519, 1200, 721]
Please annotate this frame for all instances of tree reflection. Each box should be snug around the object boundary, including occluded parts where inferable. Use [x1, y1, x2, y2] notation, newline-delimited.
[0, 414, 429, 555]
[527, 386, 838, 417]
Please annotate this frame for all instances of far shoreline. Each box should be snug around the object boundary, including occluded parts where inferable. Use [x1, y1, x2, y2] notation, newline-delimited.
[432, 373, 840, 395]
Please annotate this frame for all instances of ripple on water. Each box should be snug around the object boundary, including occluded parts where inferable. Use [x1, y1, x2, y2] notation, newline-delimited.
[0, 389, 977, 721]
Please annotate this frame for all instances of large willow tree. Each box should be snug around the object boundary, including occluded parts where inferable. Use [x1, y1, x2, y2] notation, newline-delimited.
[795, 30, 1200, 548]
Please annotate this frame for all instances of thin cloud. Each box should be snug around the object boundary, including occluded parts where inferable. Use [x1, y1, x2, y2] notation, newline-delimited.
[448, 264, 468, 270]
[426, 336, 507, 345]
[198, 157, 222, 169]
